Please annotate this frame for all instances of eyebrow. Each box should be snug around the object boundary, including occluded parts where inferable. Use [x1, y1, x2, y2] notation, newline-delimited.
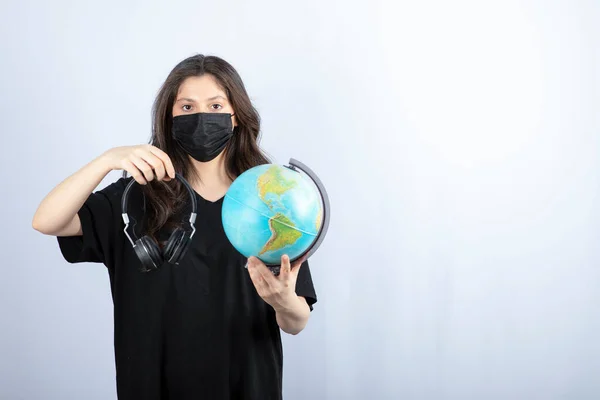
[206, 95, 227, 102]
[175, 95, 227, 103]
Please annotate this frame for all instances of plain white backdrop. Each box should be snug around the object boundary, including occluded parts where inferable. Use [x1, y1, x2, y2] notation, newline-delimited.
[1, 0, 599, 399]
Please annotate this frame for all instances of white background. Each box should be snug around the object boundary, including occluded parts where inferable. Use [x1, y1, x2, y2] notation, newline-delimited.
[1, 0, 599, 399]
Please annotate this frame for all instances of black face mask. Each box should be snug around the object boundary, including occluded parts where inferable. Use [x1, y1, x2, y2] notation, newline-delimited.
[172, 112, 235, 162]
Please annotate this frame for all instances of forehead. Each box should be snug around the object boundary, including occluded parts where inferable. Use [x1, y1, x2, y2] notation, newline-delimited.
[176, 74, 227, 100]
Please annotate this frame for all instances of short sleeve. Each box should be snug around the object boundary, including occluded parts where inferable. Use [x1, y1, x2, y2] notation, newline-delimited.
[295, 260, 317, 311]
[57, 177, 131, 267]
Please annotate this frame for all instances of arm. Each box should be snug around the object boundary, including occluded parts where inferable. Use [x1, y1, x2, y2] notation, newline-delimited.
[32, 145, 175, 237]
[32, 153, 113, 236]
[274, 295, 311, 335]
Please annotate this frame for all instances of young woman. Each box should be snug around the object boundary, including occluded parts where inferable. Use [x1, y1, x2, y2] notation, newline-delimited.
[32, 54, 317, 400]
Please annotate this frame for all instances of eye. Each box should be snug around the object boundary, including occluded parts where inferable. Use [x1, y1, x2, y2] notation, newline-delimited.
[182, 104, 194, 112]
[210, 103, 223, 111]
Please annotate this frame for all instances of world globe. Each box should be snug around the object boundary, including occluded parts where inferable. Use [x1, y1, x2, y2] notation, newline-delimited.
[222, 158, 330, 267]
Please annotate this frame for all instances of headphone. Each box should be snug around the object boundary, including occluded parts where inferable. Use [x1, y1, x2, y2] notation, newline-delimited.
[121, 173, 197, 272]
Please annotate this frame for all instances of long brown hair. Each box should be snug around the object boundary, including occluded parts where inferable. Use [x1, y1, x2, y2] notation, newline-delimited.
[126, 54, 271, 245]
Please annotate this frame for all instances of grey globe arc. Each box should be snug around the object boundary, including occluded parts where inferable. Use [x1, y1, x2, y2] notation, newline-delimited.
[284, 158, 331, 263]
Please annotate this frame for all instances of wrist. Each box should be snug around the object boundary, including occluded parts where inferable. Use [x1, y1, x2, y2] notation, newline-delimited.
[93, 150, 116, 174]
[273, 292, 301, 314]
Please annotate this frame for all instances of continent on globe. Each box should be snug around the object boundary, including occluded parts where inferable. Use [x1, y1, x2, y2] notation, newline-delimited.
[316, 208, 322, 231]
[259, 213, 303, 255]
[257, 165, 297, 207]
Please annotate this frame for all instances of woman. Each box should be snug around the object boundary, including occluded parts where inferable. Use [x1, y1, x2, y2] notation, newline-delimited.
[32, 54, 317, 400]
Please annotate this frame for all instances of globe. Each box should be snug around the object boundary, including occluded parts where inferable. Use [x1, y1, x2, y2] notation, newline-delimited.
[222, 160, 328, 266]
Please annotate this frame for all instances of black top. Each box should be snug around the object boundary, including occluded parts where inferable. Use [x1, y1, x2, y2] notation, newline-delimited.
[56, 177, 317, 400]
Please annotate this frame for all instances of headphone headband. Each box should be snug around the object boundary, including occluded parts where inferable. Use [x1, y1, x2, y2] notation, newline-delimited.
[121, 173, 198, 214]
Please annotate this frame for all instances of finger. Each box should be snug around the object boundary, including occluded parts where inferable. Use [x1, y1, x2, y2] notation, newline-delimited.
[129, 155, 155, 182]
[148, 145, 176, 179]
[121, 159, 147, 185]
[247, 260, 269, 293]
[280, 254, 292, 278]
[249, 257, 278, 286]
[139, 151, 166, 181]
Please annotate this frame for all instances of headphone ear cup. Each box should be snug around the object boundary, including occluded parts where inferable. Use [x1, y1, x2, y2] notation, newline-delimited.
[163, 228, 183, 262]
[164, 228, 191, 264]
[134, 236, 163, 271]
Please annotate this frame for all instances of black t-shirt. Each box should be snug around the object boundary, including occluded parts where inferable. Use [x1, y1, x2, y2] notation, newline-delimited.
[56, 177, 317, 400]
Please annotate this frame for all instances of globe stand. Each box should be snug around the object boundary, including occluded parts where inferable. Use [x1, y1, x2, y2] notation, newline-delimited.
[263, 158, 331, 275]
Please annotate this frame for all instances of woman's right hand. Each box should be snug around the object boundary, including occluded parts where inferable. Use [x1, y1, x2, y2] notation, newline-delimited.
[102, 144, 176, 185]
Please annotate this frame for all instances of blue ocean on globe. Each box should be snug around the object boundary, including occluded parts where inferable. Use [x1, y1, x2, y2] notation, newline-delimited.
[222, 164, 323, 265]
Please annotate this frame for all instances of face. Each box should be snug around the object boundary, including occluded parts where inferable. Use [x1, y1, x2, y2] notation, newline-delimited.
[172, 74, 237, 127]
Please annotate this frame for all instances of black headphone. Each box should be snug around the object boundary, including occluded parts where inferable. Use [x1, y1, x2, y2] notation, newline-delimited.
[121, 173, 197, 272]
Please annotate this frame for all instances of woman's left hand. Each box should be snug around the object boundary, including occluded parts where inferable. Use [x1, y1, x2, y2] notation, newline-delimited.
[247, 254, 305, 311]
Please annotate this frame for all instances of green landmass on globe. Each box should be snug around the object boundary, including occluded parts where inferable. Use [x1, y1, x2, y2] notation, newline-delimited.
[259, 213, 303, 255]
[315, 208, 322, 231]
[257, 166, 303, 255]
[257, 165, 297, 207]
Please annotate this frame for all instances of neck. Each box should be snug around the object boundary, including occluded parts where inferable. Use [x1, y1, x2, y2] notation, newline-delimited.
[187, 152, 232, 198]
